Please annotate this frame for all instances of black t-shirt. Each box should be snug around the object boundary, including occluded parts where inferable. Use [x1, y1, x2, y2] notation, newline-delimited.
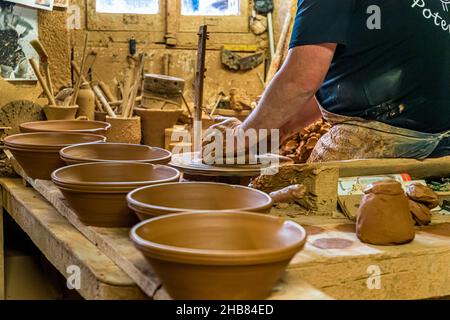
[290, 0, 450, 134]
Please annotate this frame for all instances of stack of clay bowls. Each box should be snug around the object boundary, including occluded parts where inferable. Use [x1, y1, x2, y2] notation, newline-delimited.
[4, 133, 106, 180]
[51, 162, 180, 227]
[127, 182, 273, 220]
[20, 120, 111, 136]
[131, 211, 307, 299]
[60, 143, 172, 165]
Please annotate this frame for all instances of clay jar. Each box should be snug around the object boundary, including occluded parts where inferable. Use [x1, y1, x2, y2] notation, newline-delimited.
[20, 120, 111, 136]
[105, 116, 142, 144]
[60, 143, 172, 165]
[44, 105, 79, 120]
[76, 83, 96, 120]
[131, 211, 307, 300]
[356, 180, 415, 245]
[51, 162, 181, 227]
[134, 107, 183, 148]
[127, 182, 273, 220]
[4, 132, 106, 180]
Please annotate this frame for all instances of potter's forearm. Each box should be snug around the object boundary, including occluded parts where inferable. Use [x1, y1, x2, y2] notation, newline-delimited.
[279, 97, 322, 141]
[241, 44, 337, 133]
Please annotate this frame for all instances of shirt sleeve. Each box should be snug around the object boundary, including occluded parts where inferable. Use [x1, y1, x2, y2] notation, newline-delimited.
[289, 0, 354, 49]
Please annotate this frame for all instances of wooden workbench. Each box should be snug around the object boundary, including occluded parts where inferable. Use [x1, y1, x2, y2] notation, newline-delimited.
[3, 156, 450, 300]
[0, 178, 147, 300]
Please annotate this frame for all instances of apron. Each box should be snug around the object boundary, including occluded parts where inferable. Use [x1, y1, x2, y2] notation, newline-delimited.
[308, 106, 450, 163]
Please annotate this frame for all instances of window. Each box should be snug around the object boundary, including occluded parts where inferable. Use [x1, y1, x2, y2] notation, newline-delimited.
[96, 0, 159, 14]
[181, 0, 240, 16]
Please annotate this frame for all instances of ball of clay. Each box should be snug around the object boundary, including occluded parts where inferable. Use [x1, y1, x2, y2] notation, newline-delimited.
[356, 180, 415, 246]
[406, 183, 440, 209]
[409, 200, 432, 226]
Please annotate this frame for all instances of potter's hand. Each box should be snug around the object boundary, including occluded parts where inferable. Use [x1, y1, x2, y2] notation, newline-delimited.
[202, 117, 243, 163]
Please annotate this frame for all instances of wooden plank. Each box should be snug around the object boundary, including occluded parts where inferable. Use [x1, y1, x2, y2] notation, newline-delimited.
[287, 223, 450, 300]
[0, 178, 146, 300]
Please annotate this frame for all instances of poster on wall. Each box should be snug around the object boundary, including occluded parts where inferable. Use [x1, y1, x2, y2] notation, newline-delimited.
[96, 0, 159, 14]
[4, 0, 54, 11]
[0, 0, 39, 81]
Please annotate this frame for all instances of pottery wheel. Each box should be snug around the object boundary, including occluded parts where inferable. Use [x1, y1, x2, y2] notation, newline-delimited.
[170, 152, 293, 177]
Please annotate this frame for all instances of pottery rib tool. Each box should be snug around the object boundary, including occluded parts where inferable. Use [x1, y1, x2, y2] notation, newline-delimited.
[92, 83, 116, 118]
[71, 34, 89, 105]
[29, 58, 57, 106]
[30, 39, 54, 97]
[193, 25, 209, 155]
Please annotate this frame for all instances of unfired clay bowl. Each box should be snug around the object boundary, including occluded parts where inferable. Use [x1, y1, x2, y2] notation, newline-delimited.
[60, 143, 172, 165]
[51, 162, 181, 227]
[127, 182, 273, 220]
[20, 120, 111, 135]
[131, 211, 307, 300]
[4, 133, 106, 180]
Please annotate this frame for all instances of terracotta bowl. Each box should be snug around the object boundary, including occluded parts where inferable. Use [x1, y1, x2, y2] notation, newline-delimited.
[4, 133, 106, 180]
[60, 143, 172, 165]
[127, 182, 273, 220]
[131, 211, 307, 300]
[51, 162, 181, 227]
[20, 120, 111, 135]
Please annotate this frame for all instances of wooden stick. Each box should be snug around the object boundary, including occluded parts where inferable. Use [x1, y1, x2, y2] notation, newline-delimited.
[123, 54, 145, 118]
[99, 81, 116, 102]
[109, 96, 142, 107]
[71, 34, 89, 105]
[180, 91, 193, 119]
[93, 85, 117, 118]
[265, 7, 294, 86]
[29, 58, 57, 106]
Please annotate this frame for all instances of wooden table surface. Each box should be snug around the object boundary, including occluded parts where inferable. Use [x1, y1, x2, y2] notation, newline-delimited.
[0, 178, 147, 300]
[2, 168, 450, 300]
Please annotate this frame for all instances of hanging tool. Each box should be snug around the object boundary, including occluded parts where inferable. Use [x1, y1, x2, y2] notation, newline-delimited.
[254, 0, 275, 61]
[193, 25, 209, 156]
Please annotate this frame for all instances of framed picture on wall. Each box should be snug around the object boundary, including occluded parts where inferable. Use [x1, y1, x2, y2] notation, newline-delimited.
[0, 1, 39, 81]
[4, 0, 54, 11]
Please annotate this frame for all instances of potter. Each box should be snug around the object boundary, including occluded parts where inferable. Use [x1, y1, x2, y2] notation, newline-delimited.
[176, 305, 210, 318]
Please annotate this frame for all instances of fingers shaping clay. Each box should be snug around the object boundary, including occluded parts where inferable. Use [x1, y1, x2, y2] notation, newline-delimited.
[406, 183, 440, 209]
[409, 200, 432, 226]
[356, 180, 415, 246]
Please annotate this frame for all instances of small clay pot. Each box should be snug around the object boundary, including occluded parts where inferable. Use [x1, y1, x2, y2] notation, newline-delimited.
[356, 180, 415, 245]
[127, 182, 273, 220]
[20, 120, 111, 135]
[60, 143, 172, 165]
[44, 105, 79, 120]
[131, 211, 307, 300]
[51, 162, 181, 227]
[105, 116, 142, 144]
[134, 107, 183, 148]
[4, 133, 106, 180]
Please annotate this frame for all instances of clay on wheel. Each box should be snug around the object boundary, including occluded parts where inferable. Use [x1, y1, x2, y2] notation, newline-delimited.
[356, 180, 415, 246]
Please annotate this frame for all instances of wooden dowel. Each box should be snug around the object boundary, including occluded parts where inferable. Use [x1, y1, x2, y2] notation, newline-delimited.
[99, 81, 116, 102]
[71, 34, 89, 105]
[29, 58, 57, 106]
[93, 85, 117, 118]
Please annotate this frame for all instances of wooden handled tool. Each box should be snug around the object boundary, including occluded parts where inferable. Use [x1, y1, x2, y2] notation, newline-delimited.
[30, 39, 54, 97]
[29, 58, 57, 106]
[71, 34, 89, 105]
[93, 84, 117, 118]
